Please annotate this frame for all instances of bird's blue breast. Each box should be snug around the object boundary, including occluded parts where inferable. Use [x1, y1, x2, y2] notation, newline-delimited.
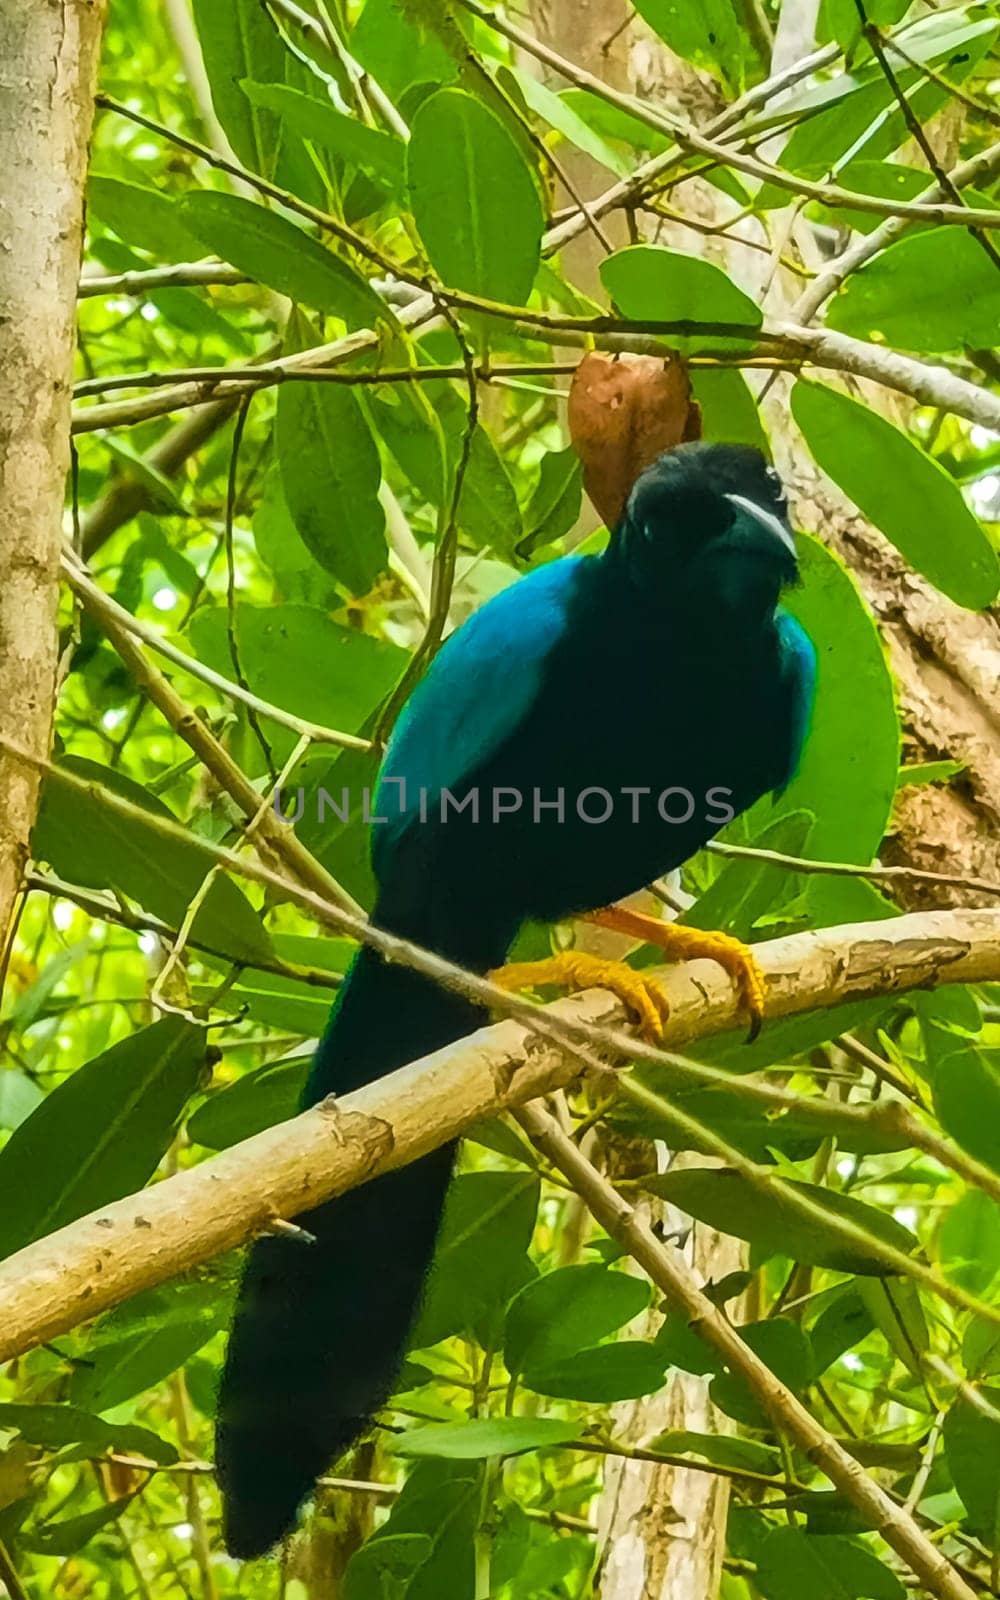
[371, 551, 815, 929]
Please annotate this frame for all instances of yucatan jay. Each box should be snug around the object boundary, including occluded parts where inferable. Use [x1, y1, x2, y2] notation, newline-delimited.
[217, 441, 816, 1556]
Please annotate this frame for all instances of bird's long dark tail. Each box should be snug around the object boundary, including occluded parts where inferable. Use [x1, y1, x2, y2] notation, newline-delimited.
[216, 920, 491, 1558]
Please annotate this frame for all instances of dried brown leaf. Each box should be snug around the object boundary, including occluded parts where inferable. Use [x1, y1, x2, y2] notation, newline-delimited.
[568, 353, 701, 530]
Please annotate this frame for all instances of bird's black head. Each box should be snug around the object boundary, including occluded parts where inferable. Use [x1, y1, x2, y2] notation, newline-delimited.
[612, 442, 799, 623]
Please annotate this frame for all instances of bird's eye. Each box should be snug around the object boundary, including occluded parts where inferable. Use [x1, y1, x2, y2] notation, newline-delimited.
[765, 464, 788, 509]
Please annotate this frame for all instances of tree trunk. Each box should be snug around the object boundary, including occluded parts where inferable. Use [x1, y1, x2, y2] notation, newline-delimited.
[0, 0, 107, 947]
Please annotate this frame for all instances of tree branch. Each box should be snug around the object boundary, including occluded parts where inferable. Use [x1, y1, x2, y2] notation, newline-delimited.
[514, 1101, 977, 1600]
[70, 313, 1000, 435]
[0, 906, 998, 1366]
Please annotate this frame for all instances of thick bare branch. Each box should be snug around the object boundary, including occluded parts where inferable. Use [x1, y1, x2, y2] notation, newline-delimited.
[0, 907, 998, 1364]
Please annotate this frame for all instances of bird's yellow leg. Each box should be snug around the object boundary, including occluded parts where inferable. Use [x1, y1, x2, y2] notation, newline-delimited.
[487, 952, 670, 1041]
[582, 905, 767, 1040]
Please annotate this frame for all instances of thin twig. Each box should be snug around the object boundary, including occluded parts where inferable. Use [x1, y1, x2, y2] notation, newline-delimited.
[452, 0, 1000, 230]
[513, 1101, 976, 1600]
[25, 868, 341, 988]
[706, 838, 1000, 901]
[223, 395, 276, 778]
[61, 553, 370, 752]
[853, 0, 1000, 275]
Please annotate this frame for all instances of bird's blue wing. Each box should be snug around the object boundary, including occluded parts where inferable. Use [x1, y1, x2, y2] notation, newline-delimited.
[774, 609, 817, 793]
[374, 556, 589, 866]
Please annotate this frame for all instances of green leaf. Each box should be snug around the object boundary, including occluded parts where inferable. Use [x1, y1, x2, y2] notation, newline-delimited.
[190, 0, 288, 175]
[963, 1317, 1000, 1380]
[368, 383, 450, 508]
[691, 367, 768, 452]
[344, 1533, 433, 1600]
[253, 468, 340, 605]
[755, 1528, 905, 1600]
[940, 1190, 1000, 1295]
[349, 1461, 479, 1600]
[792, 381, 999, 611]
[815, 161, 934, 235]
[187, 1056, 309, 1149]
[0, 1018, 205, 1262]
[517, 446, 583, 556]
[394, 1417, 579, 1459]
[897, 759, 966, 788]
[559, 89, 673, 155]
[407, 89, 543, 302]
[193, 972, 331, 1034]
[71, 1280, 233, 1411]
[504, 1265, 650, 1375]
[762, 532, 899, 922]
[856, 1279, 928, 1381]
[34, 757, 271, 964]
[88, 176, 201, 263]
[0, 1404, 176, 1465]
[826, 0, 910, 54]
[643, 1168, 917, 1275]
[612, 1076, 908, 1164]
[698, 998, 891, 1073]
[506, 69, 631, 178]
[413, 1172, 539, 1348]
[828, 228, 1000, 354]
[631, 0, 759, 89]
[711, 1319, 813, 1427]
[647, 1430, 782, 1475]
[21, 1499, 131, 1556]
[685, 809, 813, 939]
[523, 1340, 670, 1402]
[351, 0, 460, 99]
[179, 193, 388, 327]
[0, 1071, 43, 1132]
[186, 603, 405, 759]
[933, 1045, 1000, 1176]
[944, 1388, 1000, 1540]
[809, 1291, 875, 1375]
[746, 13, 999, 140]
[600, 245, 761, 350]
[277, 321, 387, 593]
[454, 423, 523, 553]
[241, 82, 407, 190]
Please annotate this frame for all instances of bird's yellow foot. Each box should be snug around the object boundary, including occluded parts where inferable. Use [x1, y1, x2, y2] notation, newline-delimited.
[487, 952, 670, 1041]
[582, 905, 767, 1040]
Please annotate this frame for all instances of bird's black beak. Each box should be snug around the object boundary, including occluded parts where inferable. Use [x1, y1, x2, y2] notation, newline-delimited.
[724, 491, 797, 561]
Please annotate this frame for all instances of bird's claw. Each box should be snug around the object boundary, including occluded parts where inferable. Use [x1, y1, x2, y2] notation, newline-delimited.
[582, 906, 767, 1040]
[488, 951, 670, 1041]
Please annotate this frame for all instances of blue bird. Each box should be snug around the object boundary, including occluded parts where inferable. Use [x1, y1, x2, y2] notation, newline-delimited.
[216, 441, 816, 1556]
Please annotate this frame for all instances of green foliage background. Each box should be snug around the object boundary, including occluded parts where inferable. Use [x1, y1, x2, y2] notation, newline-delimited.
[3, 0, 1000, 1595]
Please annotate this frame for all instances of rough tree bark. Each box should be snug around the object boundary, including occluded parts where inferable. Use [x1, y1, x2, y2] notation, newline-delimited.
[528, 2, 1000, 1595]
[0, 0, 108, 948]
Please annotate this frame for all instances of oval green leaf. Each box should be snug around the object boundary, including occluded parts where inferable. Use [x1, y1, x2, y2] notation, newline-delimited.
[600, 245, 762, 348]
[393, 1417, 579, 1459]
[179, 192, 387, 327]
[33, 757, 272, 965]
[407, 89, 544, 302]
[242, 82, 407, 190]
[504, 1265, 650, 1376]
[827, 229, 1000, 354]
[277, 354, 387, 595]
[88, 176, 201, 263]
[0, 1018, 205, 1261]
[645, 1167, 917, 1275]
[792, 380, 999, 610]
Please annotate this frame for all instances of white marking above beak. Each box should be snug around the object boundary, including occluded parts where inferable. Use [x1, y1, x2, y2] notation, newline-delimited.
[725, 491, 797, 558]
